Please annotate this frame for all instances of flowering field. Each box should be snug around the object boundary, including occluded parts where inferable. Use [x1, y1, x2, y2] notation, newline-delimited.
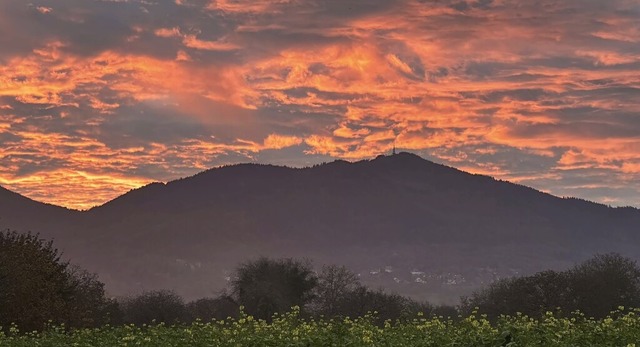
[2, 308, 639, 347]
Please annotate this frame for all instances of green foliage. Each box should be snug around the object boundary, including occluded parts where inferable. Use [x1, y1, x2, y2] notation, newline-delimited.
[2, 308, 640, 346]
[232, 257, 318, 320]
[0, 230, 68, 332]
[0, 230, 115, 331]
[464, 253, 640, 320]
[569, 253, 640, 318]
[65, 266, 122, 328]
[462, 270, 571, 319]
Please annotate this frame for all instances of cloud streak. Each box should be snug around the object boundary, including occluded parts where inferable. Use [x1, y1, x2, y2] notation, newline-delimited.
[0, 0, 639, 209]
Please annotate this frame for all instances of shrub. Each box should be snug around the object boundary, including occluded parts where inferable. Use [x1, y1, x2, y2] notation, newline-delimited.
[120, 290, 187, 325]
[232, 257, 317, 320]
[0, 230, 113, 331]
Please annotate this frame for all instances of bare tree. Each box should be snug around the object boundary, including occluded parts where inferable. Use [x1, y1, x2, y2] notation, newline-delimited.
[312, 265, 360, 316]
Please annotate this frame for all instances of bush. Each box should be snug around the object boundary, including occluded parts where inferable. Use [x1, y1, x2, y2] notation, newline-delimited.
[464, 253, 640, 319]
[568, 253, 640, 317]
[0, 230, 113, 331]
[187, 294, 239, 322]
[461, 270, 570, 319]
[120, 290, 187, 325]
[232, 257, 317, 320]
[334, 286, 411, 322]
[64, 266, 122, 327]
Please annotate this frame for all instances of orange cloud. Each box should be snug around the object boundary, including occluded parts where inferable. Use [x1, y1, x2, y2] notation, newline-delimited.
[155, 27, 240, 51]
[0, 170, 151, 211]
[0, 0, 639, 208]
[262, 134, 303, 149]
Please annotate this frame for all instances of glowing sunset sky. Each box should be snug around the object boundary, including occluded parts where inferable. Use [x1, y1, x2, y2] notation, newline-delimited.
[0, 0, 639, 210]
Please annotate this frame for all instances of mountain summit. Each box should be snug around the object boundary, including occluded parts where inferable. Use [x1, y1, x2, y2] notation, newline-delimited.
[1, 153, 639, 303]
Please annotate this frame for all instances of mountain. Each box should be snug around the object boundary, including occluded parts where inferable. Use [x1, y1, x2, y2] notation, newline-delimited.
[0, 185, 79, 239]
[1, 152, 639, 304]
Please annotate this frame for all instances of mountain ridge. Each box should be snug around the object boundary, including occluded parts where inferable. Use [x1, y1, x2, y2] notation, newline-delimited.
[99, 152, 634, 213]
[2, 152, 636, 212]
[1, 152, 638, 304]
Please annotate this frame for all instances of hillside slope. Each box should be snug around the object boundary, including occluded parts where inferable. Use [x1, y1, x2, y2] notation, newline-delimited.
[2, 153, 639, 303]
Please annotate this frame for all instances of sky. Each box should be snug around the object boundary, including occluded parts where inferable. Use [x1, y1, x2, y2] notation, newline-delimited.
[0, 0, 639, 210]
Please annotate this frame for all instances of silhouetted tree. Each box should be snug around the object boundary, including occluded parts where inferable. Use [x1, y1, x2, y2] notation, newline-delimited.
[64, 266, 122, 328]
[311, 265, 360, 317]
[568, 253, 640, 317]
[464, 253, 640, 319]
[461, 270, 570, 319]
[334, 286, 409, 322]
[121, 290, 186, 325]
[231, 257, 317, 320]
[0, 230, 114, 331]
[0, 230, 69, 331]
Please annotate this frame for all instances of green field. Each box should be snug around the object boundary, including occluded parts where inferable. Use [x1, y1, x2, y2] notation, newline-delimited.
[2, 308, 640, 347]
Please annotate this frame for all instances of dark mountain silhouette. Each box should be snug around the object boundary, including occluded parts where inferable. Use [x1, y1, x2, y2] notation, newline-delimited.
[0, 185, 78, 239]
[1, 152, 639, 304]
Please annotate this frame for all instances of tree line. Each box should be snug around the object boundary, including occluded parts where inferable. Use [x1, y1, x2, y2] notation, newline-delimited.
[2, 230, 640, 332]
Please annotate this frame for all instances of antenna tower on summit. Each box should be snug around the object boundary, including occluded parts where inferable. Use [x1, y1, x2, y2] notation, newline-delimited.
[392, 140, 396, 155]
